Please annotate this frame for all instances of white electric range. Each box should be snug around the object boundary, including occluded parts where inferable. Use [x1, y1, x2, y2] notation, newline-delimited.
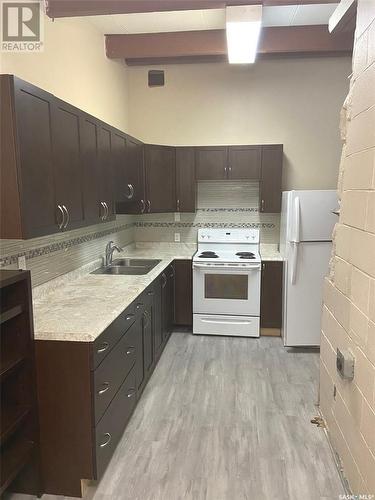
[192, 228, 261, 337]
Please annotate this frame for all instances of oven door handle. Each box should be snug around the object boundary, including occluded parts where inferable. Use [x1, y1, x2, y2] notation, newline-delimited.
[193, 263, 261, 271]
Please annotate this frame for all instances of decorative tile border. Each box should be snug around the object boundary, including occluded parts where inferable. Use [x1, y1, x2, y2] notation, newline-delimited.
[197, 207, 259, 213]
[0, 222, 135, 267]
[135, 222, 276, 229]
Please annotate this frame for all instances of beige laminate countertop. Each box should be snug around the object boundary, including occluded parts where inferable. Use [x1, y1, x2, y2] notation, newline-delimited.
[32, 243, 282, 343]
[32, 243, 195, 343]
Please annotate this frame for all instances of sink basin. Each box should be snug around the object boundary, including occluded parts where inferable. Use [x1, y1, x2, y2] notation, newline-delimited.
[112, 258, 161, 268]
[91, 258, 161, 276]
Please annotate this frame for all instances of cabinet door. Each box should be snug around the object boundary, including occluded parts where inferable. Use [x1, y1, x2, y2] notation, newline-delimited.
[142, 306, 154, 377]
[195, 147, 227, 180]
[98, 124, 115, 221]
[13, 78, 57, 238]
[112, 130, 128, 204]
[260, 261, 283, 331]
[260, 145, 283, 213]
[152, 278, 163, 357]
[80, 114, 101, 224]
[145, 145, 176, 213]
[134, 316, 145, 392]
[174, 260, 193, 326]
[162, 264, 175, 338]
[51, 99, 84, 230]
[228, 146, 261, 180]
[176, 148, 196, 213]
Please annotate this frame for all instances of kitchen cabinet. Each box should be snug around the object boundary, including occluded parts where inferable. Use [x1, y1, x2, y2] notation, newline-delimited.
[228, 145, 261, 180]
[174, 260, 193, 326]
[1, 75, 57, 239]
[35, 269, 173, 497]
[195, 146, 227, 180]
[0, 270, 41, 497]
[162, 264, 175, 341]
[260, 145, 283, 213]
[144, 145, 176, 213]
[260, 261, 283, 335]
[51, 99, 84, 230]
[175, 148, 196, 212]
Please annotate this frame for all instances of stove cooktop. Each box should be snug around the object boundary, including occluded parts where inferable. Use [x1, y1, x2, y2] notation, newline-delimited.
[193, 249, 261, 264]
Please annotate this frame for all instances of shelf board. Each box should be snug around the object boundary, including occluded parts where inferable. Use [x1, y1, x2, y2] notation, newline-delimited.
[0, 438, 34, 495]
[0, 356, 26, 381]
[0, 406, 30, 446]
[0, 304, 23, 325]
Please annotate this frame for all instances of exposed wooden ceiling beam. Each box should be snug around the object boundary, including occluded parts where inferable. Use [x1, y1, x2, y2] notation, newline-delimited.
[45, 0, 339, 19]
[105, 25, 353, 64]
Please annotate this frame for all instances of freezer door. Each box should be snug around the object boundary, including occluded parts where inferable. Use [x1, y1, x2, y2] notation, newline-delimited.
[290, 190, 338, 242]
[283, 241, 332, 347]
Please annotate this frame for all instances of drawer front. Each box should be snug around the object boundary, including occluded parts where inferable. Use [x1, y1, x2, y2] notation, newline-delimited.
[94, 320, 139, 424]
[93, 303, 139, 369]
[95, 367, 137, 479]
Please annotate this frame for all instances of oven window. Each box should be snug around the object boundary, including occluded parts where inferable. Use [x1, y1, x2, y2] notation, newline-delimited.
[205, 274, 248, 300]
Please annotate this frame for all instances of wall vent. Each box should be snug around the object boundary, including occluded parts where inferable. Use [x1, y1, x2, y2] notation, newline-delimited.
[148, 70, 165, 87]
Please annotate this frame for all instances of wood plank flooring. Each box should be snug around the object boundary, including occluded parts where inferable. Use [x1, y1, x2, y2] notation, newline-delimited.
[9, 333, 344, 500]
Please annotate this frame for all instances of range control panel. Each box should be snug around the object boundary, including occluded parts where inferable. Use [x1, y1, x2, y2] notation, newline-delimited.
[197, 228, 260, 244]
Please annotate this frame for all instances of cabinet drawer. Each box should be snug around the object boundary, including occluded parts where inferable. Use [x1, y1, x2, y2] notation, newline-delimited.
[93, 320, 139, 424]
[92, 304, 137, 369]
[95, 367, 137, 479]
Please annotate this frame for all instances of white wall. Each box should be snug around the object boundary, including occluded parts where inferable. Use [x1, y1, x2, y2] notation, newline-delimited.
[127, 57, 351, 190]
[1, 15, 129, 131]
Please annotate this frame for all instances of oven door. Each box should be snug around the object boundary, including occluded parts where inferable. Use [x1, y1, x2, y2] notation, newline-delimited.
[193, 263, 261, 316]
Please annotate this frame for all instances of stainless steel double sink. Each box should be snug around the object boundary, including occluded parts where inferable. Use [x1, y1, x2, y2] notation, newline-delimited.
[91, 258, 161, 276]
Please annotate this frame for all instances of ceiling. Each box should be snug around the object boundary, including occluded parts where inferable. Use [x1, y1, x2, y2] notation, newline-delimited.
[88, 3, 339, 35]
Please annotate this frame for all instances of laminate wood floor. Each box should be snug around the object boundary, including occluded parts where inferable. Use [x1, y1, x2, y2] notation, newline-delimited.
[9, 333, 344, 500]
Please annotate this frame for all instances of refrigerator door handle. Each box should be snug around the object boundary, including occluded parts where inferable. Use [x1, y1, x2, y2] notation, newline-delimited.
[291, 241, 299, 285]
[292, 196, 301, 243]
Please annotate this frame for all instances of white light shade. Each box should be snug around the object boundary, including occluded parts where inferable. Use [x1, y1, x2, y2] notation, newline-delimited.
[226, 5, 262, 64]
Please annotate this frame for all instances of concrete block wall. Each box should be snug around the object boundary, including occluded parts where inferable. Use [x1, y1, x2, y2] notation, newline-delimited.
[320, 0, 375, 495]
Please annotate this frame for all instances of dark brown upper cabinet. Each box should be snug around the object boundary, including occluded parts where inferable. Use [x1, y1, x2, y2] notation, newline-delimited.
[1, 75, 58, 239]
[260, 145, 283, 213]
[195, 146, 227, 180]
[80, 113, 101, 224]
[115, 135, 146, 215]
[144, 145, 176, 213]
[51, 99, 84, 231]
[97, 124, 115, 221]
[228, 145, 261, 180]
[175, 147, 196, 213]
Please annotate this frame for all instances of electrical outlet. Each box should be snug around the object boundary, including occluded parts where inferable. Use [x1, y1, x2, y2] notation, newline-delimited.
[174, 212, 181, 222]
[18, 255, 27, 270]
[174, 232, 181, 242]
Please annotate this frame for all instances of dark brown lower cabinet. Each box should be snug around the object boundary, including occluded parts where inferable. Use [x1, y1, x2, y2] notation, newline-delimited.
[35, 268, 172, 497]
[260, 261, 283, 336]
[174, 260, 193, 326]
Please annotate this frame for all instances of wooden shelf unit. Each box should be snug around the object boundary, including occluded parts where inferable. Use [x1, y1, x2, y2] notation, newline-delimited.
[0, 270, 40, 496]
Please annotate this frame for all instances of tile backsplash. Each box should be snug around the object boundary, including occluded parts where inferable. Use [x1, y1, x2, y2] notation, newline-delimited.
[0, 181, 280, 287]
[0, 215, 135, 287]
[135, 181, 280, 244]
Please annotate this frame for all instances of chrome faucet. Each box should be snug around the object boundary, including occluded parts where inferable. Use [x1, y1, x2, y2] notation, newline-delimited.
[105, 241, 123, 267]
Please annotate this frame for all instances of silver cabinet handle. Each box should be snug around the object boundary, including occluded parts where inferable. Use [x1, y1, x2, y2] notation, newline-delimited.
[126, 184, 134, 200]
[261, 199, 265, 212]
[126, 346, 135, 355]
[161, 273, 167, 288]
[99, 432, 111, 448]
[100, 201, 106, 221]
[126, 313, 135, 321]
[176, 199, 180, 212]
[57, 205, 65, 229]
[62, 205, 69, 229]
[140, 199, 145, 213]
[169, 267, 175, 278]
[97, 341, 109, 354]
[136, 303, 144, 310]
[98, 382, 110, 395]
[147, 200, 151, 212]
[104, 202, 109, 220]
[127, 389, 136, 399]
[224, 166, 227, 175]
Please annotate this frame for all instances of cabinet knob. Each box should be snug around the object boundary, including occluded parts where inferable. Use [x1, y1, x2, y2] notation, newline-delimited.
[125, 346, 135, 355]
[57, 205, 65, 230]
[97, 382, 110, 395]
[127, 389, 136, 399]
[261, 199, 265, 212]
[140, 199, 146, 213]
[62, 205, 69, 229]
[125, 313, 135, 321]
[97, 341, 109, 354]
[126, 184, 134, 200]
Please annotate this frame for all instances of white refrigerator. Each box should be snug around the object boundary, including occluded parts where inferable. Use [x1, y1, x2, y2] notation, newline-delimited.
[279, 190, 338, 347]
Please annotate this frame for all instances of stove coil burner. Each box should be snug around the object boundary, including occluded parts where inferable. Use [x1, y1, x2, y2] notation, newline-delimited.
[236, 251, 255, 260]
[198, 251, 219, 259]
